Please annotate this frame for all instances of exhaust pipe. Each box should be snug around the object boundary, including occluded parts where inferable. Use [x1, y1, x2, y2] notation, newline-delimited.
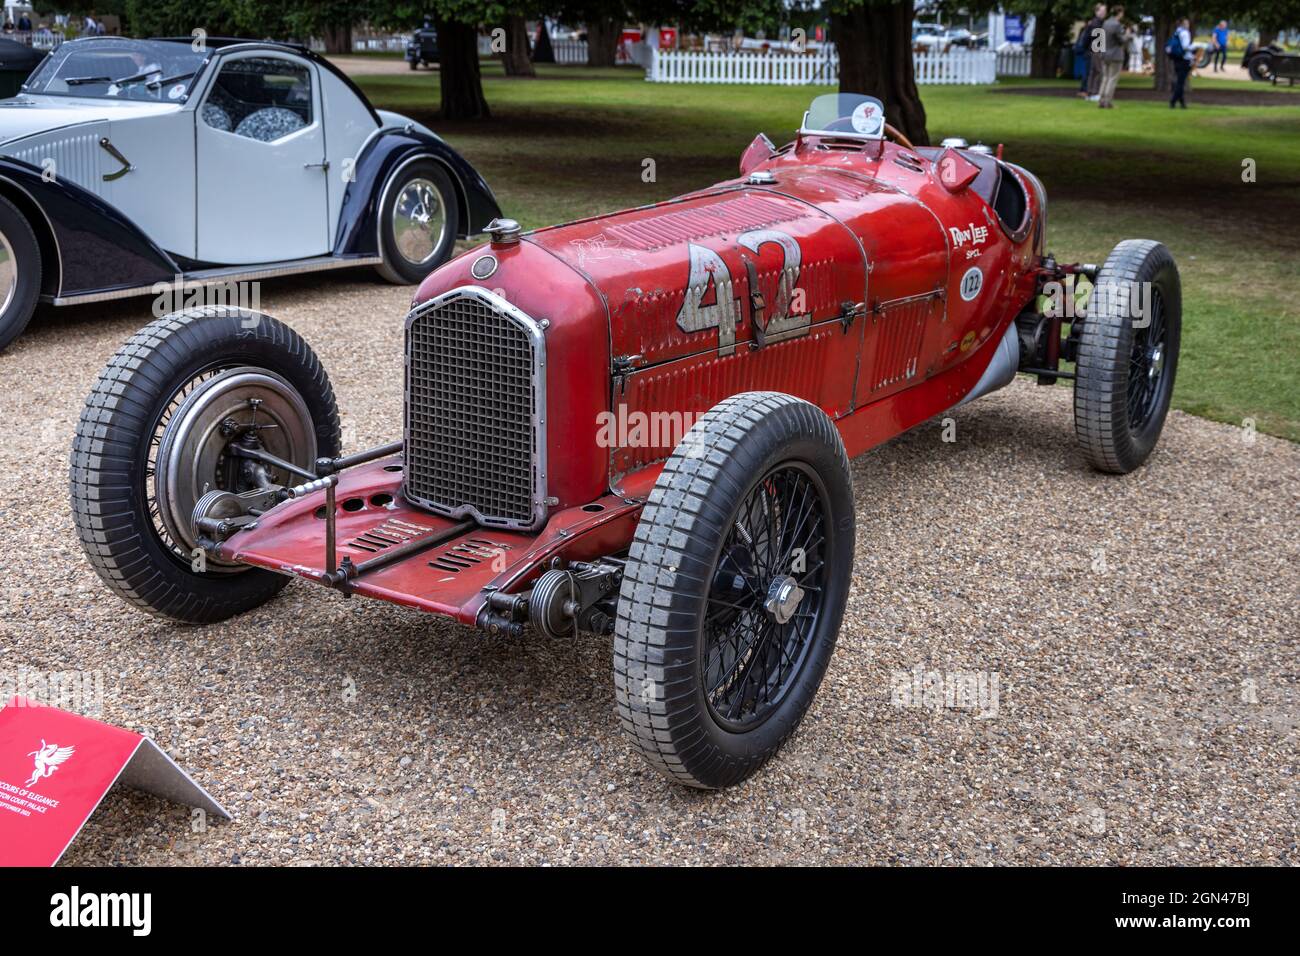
[958, 322, 1021, 406]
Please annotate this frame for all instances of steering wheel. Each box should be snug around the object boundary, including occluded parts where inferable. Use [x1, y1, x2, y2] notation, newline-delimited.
[884, 123, 916, 151]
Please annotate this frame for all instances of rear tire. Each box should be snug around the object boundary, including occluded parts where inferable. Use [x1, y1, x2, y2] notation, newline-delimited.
[70, 307, 341, 623]
[613, 392, 855, 789]
[0, 194, 41, 352]
[375, 159, 459, 285]
[1073, 240, 1181, 474]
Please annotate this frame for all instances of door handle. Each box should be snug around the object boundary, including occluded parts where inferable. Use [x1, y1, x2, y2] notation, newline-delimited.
[304, 160, 330, 172]
[99, 137, 133, 181]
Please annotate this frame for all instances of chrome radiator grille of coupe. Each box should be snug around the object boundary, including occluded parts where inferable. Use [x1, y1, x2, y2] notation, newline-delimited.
[404, 288, 547, 530]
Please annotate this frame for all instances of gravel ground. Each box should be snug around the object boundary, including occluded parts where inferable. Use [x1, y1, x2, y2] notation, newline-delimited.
[1, 276, 1296, 866]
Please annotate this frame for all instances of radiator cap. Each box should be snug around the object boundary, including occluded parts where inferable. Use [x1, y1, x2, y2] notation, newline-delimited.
[486, 217, 522, 247]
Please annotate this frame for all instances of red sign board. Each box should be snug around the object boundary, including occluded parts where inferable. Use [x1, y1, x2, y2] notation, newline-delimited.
[0, 697, 228, 866]
[659, 28, 677, 50]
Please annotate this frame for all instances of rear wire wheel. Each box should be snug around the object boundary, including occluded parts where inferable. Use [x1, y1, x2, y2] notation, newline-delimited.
[613, 392, 855, 789]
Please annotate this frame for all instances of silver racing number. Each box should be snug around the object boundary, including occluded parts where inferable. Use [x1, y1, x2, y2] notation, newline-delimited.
[674, 229, 809, 356]
[737, 228, 810, 342]
[676, 243, 739, 356]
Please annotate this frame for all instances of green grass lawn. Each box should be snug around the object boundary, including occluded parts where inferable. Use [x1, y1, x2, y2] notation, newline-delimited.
[354, 64, 1300, 439]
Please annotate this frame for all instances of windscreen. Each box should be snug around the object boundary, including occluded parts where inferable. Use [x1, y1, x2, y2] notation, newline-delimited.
[23, 38, 208, 101]
[800, 93, 886, 140]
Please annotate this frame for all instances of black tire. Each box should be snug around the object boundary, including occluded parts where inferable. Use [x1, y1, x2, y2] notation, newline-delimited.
[0, 194, 41, 352]
[1247, 53, 1273, 82]
[70, 307, 342, 624]
[1074, 240, 1181, 474]
[374, 158, 459, 285]
[613, 392, 855, 789]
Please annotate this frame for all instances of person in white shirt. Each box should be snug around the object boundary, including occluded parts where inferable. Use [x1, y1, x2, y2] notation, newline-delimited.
[1169, 17, 1193, 108]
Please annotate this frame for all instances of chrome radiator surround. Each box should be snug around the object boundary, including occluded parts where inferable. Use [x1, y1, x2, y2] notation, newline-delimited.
[403, 286, 548, 531]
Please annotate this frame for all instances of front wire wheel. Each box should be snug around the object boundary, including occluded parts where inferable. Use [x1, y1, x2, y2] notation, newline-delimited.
[614, 392, 855, 789]
[71, 307, 341, 623]
[1073, 239, 1181, 474]
[703, 463, 829, 730]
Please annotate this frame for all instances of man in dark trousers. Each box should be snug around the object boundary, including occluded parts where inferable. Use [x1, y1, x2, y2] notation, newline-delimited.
[1087, 3, 1108, 100]
[1168, 16, 1193, 108]
[1077, 4, 1108, 98]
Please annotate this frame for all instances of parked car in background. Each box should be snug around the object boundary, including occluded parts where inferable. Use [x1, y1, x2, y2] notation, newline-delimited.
[406, 27, 439, 69]
[0, 35, 501, 350]
[0, 37, 44, 98]
[913, 23, 952, 52]
[1243, 42, 1299, 82]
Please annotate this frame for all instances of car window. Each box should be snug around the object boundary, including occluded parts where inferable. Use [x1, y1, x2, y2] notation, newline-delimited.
[23, 38, 207, 100]
[203, 57, 313, 142]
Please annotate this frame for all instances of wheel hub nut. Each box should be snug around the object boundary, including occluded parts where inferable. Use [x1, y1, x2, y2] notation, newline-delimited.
[764, 575, 806, 625]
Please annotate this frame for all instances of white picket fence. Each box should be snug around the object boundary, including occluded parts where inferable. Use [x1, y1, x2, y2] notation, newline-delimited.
[551, 38, 589, 64]
[646, 47, 1029, 86]
[996, 49, 1033, 76]
[7, 30, 66, 50]
[647, 48, 840, 85]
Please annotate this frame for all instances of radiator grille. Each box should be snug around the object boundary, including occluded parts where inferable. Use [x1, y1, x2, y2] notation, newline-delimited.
[404, 289, 545, 529]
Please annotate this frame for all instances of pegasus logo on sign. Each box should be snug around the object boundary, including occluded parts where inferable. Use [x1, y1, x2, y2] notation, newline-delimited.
[26, 739, 75, 787]
[948, 222, 989, 249]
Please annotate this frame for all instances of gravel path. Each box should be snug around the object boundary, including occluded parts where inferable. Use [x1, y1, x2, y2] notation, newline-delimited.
[2, 277, 1295, 865]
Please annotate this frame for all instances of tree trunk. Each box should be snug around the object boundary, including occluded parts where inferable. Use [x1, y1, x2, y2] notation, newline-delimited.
[437, 19, 490, 120]
[323, 22, 352, 55]
[586, 17, 623, 68]
[1030, 2, 1057, 78]
[1258, 29, 1276, 48]
[501, 15, 536, 77]
[1153, 15, 1172, 91]
[534, 20, 555, 63]
[831, 2, 928, 147]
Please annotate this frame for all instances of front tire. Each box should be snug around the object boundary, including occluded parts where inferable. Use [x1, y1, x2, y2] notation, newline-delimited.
[1073, 240, 1181, 474]
[1247, 53, 1273, 81]
[375, 159, 459, 285]
[613, 392, 855, 789]
[70, 307, 341, 623]
[0, 194, 41, 352]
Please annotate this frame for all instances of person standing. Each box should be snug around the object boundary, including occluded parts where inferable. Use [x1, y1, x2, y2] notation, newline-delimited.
[1077, 5, 1107, 98]
[1212, 20, 1229, 71]
[1098, 6, 1130, 108]
[1087, 4, 1108, 100]
[1167, 17, 1194, 108]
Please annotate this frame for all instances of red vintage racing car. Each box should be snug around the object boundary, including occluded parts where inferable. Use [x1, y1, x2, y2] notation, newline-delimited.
[72, 94, 1181, 789]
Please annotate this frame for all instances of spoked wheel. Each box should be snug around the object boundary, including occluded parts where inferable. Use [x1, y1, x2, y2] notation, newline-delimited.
[1074, 240, 1181, 474]
[1125, 287, 1170, 433]
[614, 392, 855, 789]
[71, 307, 341, 623]
[703, 464, 830, 730]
